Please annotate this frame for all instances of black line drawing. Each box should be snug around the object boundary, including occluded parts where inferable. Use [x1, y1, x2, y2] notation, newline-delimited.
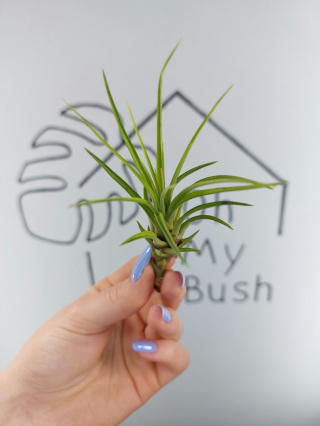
[17, 92, 288, 285]
[86, 251, 95, 285]
[78, 92, 287, 235]
[224, 244, 245, 275]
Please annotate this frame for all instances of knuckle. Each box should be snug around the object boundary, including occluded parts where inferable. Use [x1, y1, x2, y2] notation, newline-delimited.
[105, 283, 122, 305]
[168, 313, 183, 340]
[91, 276, 113, 293]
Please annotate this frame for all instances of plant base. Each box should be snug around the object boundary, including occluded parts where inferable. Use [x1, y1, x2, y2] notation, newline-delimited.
[151, 249, 174, 293]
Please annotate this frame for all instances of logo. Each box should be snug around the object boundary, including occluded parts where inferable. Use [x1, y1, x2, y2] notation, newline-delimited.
[18, 91, 287, 302]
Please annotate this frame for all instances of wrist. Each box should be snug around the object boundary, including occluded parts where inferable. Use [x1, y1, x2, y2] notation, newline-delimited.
[0, 369, 34, 426]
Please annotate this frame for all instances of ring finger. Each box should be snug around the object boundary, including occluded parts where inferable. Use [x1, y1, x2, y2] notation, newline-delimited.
[144, 305, 183, 341]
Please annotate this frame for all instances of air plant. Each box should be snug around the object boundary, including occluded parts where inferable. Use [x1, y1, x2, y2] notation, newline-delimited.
[68, 42, 284, 291]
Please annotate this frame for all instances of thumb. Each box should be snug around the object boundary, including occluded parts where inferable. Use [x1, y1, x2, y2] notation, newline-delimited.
[58, 247, 155, 334]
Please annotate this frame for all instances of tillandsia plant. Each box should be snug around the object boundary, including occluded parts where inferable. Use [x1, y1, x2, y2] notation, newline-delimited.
[68, 42, 285, 292]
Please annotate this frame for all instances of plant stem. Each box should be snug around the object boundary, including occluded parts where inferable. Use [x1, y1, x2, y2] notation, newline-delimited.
[151, 247, 174, 292]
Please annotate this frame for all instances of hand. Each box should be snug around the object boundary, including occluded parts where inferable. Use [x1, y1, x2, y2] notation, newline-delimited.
[0, 246, 189, 426]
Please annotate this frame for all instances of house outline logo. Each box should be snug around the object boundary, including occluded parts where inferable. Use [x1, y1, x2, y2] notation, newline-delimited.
[17, 91, 288, 284]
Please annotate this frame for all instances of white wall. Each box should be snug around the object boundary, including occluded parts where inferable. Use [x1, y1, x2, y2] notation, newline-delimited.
[1, 1, 320, 425]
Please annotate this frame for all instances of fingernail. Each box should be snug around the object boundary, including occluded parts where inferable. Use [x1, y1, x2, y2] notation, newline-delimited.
[132, 341, 157, 353]
[176, 271, 185, 288]
[158, 305, 171, 323]
[131, 245, 152, 282]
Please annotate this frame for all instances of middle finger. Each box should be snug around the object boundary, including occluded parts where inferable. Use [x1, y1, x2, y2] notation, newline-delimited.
[139, 268, 186, 323]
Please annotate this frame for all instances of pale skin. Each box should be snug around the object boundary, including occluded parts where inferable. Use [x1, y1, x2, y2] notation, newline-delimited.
[0, 255, 189, 426]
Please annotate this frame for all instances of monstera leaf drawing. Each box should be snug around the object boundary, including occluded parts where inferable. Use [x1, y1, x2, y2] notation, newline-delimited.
[17, 103, 155, 244]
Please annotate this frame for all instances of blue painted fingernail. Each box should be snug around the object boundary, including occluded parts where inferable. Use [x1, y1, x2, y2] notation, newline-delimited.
[131, 245, 152, 282]
[132, 341, 157, 353]
[176, 271, 185, 288]
[158, 305, 171, 323]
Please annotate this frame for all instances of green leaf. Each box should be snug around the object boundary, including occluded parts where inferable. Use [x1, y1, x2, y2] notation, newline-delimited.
[176, 161, 218, 184]
[178, 229, 200, 247]
[176, 175, 272, 201]
[143, 186, 149, 202]
[169, 85, 234, 190]
[66, 101, 160, 206]
[137, 221, 163, 242]
[167, 182, 275, 221]
[172, 200, 252, 234]
[120, 231, 158, 246]
[156, 212, 187, 265]
[172, 204, 184, 224]
[138, 219, 169, 248]
[169, 176, 278, 220]
[137, 220, 146, 232]
[153, 238, 169, 248]
[159, 184, 175, 216]
[194, 175, 274, 188]
[137, 220, 168, 248]
[127, 101, 158, 191]
[102, 70, 157, 201]
[71, 195, 158, 214]
[141, 162, 159, 206]
[162, 247, 201, 255]
[84, 148, 157, 221]
[156, 41, 181, 191]
[85, 149, 136, 195]
[136, 221, 156, 244]
[179, 214, 233, 237]
[178, 248, 202, 253]
[164, 162, 217, 209]
[65, 102, 144, 182]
